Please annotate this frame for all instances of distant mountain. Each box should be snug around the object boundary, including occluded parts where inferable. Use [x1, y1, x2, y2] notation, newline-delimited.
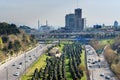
[19, 25, 36, 34]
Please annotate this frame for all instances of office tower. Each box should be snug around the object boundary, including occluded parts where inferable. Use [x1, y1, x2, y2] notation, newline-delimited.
[65, 14, 75, 32]
[75, 8, 83, 32]
[65, 8, 85, 32]
[82, 18, 86, 31]
[75, 8, 82, 18]
[114, 21, 118, 27]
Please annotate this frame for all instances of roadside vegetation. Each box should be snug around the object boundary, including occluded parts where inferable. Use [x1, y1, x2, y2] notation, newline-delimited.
[90, 38, 120, 79]
[0, 22, 37, 63]
[104, 37, 120, 79]
[80, 50, 87, 80]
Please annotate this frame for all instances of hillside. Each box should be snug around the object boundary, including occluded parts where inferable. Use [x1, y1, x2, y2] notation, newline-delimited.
[0, 22, 37, 63]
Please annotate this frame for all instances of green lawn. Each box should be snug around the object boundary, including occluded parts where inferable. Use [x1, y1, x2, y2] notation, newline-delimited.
[58, 44, 64, 52]
[65, 58, 73, 80]
[99, 39, 114, 45]
[21, 53, 49, 80]
[81, 50, 87, 80]
[21, 43, 87, 80]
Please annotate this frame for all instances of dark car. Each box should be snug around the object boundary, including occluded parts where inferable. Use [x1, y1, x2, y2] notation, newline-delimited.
[19, 62, 22, 65]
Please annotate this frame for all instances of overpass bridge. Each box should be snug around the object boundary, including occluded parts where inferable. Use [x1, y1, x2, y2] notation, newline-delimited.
[34, 31, 119, 40]
[38, 38, 94, 44]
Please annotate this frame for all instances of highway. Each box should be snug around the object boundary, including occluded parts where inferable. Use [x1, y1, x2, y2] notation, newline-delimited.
[0, 44, 54, 80]
[85, 45, 117, 80]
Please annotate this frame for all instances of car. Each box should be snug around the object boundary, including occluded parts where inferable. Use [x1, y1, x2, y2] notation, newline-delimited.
[17, 65, 21, 69]
[25, 60, 29, 63]
[105, 75, 111, 79]
[13, 72, 20, 76]
[89, 65, 92, 68]
[92, 62, 95, 64]
[29, 58, 32, 60]
[98, 59, 101, 62]
[100, 73, 104, 76]
[12, 63, 16, 66]
[88, 59, 91, 60]
[94, 61, 98, 63]
[19, 62, 22, 65]
[88, 61, 90, 63]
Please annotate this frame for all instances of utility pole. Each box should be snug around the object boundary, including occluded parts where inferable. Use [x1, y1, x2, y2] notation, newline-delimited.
[38, 20, 40, 30]
[24, 52, 26, 75]
[76, 0, 79, 8]
[5, 67, 8, 80]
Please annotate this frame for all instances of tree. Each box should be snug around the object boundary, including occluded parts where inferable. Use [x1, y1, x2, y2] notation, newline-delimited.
[0, 37, 3, 49]
[2, 36, 9, 43]
[117, 46, 120, 54]
[8, 41, 13, 50]
[13, 40, 21, 55]
[0, 52, 5, 62]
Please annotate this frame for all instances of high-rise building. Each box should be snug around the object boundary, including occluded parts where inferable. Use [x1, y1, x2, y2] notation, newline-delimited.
[65, 8, 85, 32]
[65, 14, 75, 32]
[82, 18, 86, 31]
[75, 8, 82, 18]
[114, 21, 118, 27]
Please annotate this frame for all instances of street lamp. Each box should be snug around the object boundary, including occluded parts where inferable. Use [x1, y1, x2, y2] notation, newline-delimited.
[92, 69, 95, 80]
[24, 52, 26, 75]
[5, 67, 8, 80]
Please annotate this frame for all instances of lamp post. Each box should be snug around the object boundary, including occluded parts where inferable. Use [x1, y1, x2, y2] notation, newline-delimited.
[5, 67, 8, 80]
[24, 51, 26, 75]
[92, 69, 95, 80]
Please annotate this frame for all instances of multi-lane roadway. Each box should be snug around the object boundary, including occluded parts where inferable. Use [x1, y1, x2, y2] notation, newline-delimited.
[0, 44, 53, 80]
[85, 45, 117, 80]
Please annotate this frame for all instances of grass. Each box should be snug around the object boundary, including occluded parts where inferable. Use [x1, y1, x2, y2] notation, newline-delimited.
[60, 41, 73, 44]
[21, 53, 49, 80]
[65, 58, 73, 80]
[58, 44, 64, 52]
[59, 43, 73, 80]
[81, 50, 87, 80]
[99, 39, 114, 45]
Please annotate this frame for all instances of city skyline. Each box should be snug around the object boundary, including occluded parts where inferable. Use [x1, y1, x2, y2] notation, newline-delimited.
[0, 0, 120, 28]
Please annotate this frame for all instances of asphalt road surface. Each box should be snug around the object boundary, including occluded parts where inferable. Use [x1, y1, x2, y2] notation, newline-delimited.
[85, 45, 117, 80]
[0, 44, 54, 80]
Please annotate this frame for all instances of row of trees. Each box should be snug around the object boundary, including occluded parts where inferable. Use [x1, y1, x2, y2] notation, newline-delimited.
[32, 54, 66, 80]
[63, 43, 83, 79]
[31, 42, 84, 80]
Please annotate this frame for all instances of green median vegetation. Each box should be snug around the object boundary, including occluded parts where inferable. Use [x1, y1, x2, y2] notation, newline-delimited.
[21, 53, 49, 80]
[22, 42, 87, 80]
[80, 50, 87, 80]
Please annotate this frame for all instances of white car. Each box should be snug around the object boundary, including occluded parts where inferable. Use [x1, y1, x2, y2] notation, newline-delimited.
[14, 72, 19, 76]
[105, 75, 111, 79]
[17, 65, 21, 69]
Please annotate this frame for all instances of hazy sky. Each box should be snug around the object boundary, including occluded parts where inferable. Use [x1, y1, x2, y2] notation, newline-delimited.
[0, 0, 120, 28]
